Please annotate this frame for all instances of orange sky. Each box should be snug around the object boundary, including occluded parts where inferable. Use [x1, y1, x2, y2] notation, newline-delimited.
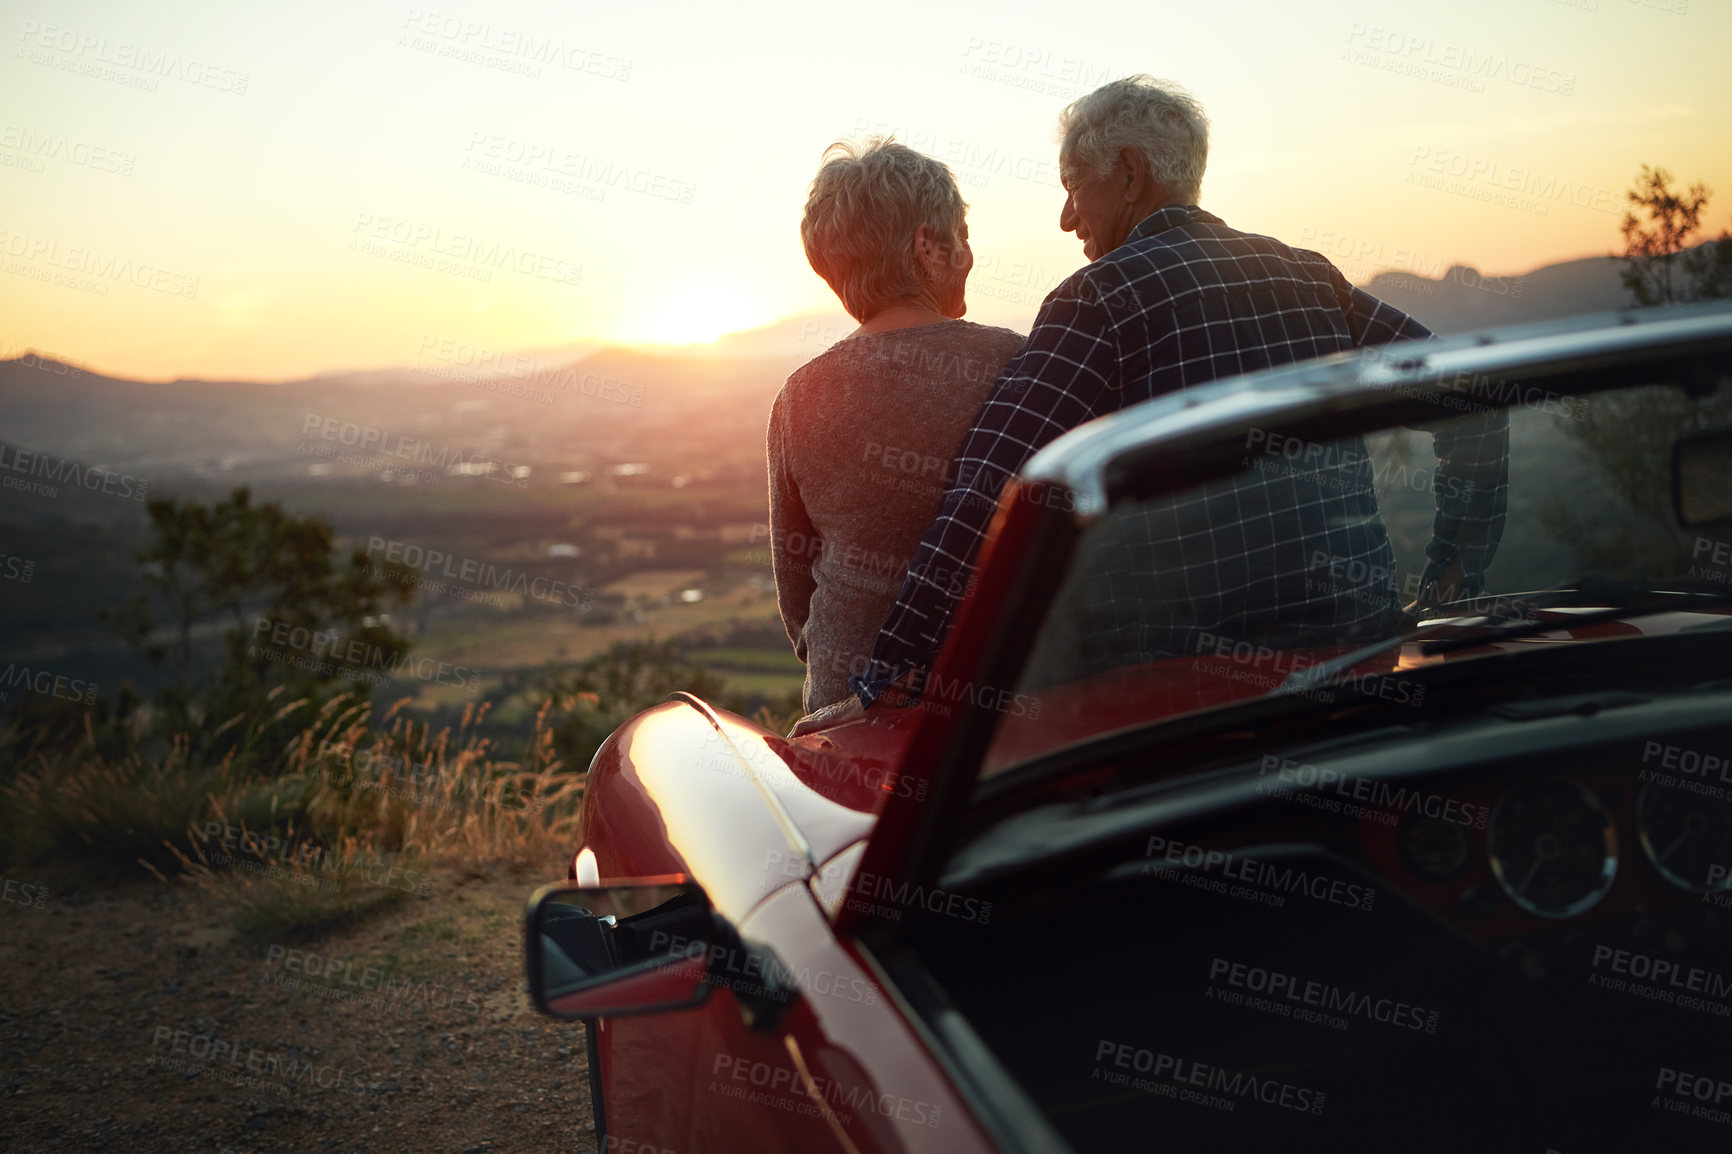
[2, 0, 1728, 382]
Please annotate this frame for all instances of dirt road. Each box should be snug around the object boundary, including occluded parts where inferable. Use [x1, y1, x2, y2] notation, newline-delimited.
[1, 862, 598, 1153]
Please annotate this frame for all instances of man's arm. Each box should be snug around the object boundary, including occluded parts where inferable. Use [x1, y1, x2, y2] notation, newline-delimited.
[1338, 280, 1432, 348]
[1334, 276, 1510, 604]
[1417, 408, 1509, 602]
[848, 270, 1126, 708]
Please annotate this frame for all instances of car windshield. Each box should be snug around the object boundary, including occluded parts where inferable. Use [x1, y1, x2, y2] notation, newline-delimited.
[981, 369, 1732, 775]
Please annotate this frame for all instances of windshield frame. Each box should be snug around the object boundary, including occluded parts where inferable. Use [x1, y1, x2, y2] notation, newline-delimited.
[959, 300, 1732, 792]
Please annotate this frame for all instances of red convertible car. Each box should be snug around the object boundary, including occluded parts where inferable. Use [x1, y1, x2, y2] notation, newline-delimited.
[528, 301, 1732, 1153]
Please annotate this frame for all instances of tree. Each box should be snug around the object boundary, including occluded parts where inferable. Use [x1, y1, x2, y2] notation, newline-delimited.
[104, 487, 416, 743]
[1540, 167, 1732, 585]
[1619, 165, 1732, 306]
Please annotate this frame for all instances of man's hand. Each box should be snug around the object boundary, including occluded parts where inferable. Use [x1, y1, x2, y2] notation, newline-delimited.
[789, 696, 866, 738]
[1405, 555, 1467, 616]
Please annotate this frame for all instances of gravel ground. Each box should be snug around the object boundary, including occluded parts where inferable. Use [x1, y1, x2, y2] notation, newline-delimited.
[0, 862, 597, 1153]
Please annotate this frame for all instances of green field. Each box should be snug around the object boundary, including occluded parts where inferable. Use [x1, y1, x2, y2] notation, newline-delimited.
[687, 646, 805, 697]
[686, 646, 803, 672]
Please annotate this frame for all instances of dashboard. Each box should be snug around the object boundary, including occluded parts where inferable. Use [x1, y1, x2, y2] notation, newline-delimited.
[1349, 731, 1732, 940]
[921, 683, 1732, 1153]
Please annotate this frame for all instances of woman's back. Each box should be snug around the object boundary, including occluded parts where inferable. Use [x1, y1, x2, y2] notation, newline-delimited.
[768, 319, 1025, 712]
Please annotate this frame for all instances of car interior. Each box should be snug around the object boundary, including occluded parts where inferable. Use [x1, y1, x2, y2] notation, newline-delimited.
[903, 683, 1732, 1154]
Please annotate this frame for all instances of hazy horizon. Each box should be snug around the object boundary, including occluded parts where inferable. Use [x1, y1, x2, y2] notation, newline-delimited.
[0, 246, 1630, 386]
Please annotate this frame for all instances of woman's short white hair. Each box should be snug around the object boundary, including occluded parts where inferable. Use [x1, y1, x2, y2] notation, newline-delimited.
[1058, 76, 1209, 206]
[800, 137, 967, 323]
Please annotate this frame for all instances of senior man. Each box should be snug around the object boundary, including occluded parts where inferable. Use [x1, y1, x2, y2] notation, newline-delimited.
[792, 75, 1507, 733]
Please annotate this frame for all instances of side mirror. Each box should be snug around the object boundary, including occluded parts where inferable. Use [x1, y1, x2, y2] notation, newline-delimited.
[525, 878, 715, 1019]
[1674, 427, 1732, 528]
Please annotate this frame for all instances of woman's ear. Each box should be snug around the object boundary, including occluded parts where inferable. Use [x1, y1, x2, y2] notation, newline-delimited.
[911, 223, 939, 277]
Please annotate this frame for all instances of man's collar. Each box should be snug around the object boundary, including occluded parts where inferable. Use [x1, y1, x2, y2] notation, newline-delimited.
[1126, 204, 1221, 245]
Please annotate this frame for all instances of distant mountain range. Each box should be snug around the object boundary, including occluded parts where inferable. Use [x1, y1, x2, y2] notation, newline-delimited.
[0, 248, 1641, 489]
[1362, 252, 1630, 334]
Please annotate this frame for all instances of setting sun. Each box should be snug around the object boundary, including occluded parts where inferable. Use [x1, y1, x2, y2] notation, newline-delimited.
[633, 279, 764, 347]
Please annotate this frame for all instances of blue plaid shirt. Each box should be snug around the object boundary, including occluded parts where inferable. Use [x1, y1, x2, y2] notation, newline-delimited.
[849, 204, 1508, 708]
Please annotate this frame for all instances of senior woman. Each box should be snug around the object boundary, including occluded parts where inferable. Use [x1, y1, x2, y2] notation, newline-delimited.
[768, 138, 1023, 719]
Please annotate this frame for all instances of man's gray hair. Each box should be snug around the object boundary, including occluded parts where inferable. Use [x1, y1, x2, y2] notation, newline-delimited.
[1058, 76, 1209, 206]
[800, 137, 967, 322]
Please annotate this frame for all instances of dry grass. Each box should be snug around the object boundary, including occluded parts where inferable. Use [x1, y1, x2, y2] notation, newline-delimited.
[7, 690, 584, 942]
[1, 692, 320, 872]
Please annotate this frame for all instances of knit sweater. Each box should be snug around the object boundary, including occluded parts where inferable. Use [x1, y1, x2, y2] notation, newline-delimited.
[766, 319, 1025, 712]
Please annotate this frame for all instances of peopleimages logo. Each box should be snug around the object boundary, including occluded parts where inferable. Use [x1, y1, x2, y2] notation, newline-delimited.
[0, 444, 148, 501]
[1406, 146, 1622, 216]
[846, 867, 992, 924]
[1, 342, 87, 374]
[365, 537, 594, 610]
[147, 1025, 381, 1097]
[601, 1139, 680, 1154]
[249, 616, 483, 690]
[709, 1053, 944, 1129]
[1208, 956, 1440, 1033]
[463, 131, 694, 205]
[1342, 23, 1576, 96]
[1190, 629, 1424, 709]
[1143, 834, 1376, 912]
[414, 336, 645, 406]
[16, 21, 251, 94]
[1244, 428, 1481, 501]
[1093, 1038, 1327, 1115]
[349, 211, 582, 287]
[300, 413, 529, 486]
[263, 945, 484, 1014]
[1256, 756, 1488, 829]
[956, 36, 1111, 99]
[1294, 226, 1444, 279]
[769, 851, 993, 925]
[1591, 945, 1732, 1002]
[0, 226, 199, 297]
[0, 123, 135, 174]
[2, 877, 49, 910]
[645, 929, 880, 1007]
[779, 742, 929, 803]
[1655, 1067, 1732, 1128]
[199, 821, 431, 896]
[746, 524, 909, 597]
[0, 663, 99, 704]
[1642, 739, 1732, 784]
[398, 9, 632, 81]
[850, 118, 1061, 190]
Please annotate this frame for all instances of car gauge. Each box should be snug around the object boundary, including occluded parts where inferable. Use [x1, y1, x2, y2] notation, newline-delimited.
[1636, 779, 1732, 892]
[1487, 779, 1617, 918]
[1398, 812, 1472, 882]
